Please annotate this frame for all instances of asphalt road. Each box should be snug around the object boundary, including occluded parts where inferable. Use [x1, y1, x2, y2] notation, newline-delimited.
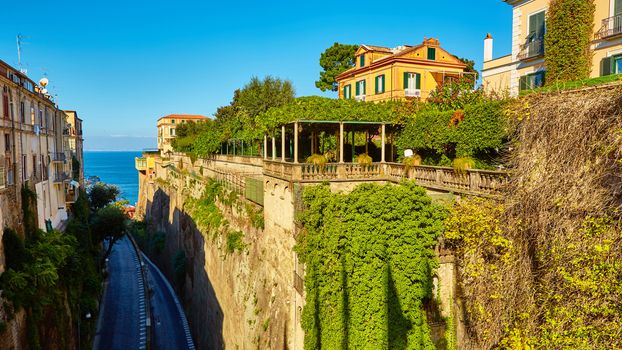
[95, 237, 147, 350]
[144, 254, 195, 350]
[93, 236, 194, 350]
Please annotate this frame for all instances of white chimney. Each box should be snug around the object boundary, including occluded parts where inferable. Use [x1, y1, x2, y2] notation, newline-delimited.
[484, 33, 493, 62]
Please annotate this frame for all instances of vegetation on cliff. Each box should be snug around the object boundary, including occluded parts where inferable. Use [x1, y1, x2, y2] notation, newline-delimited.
[296, 182, 446, 349]
[445, 86, 622, 349]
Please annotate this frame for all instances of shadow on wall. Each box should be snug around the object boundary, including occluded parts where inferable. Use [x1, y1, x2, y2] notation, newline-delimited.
[143, 188, 225, 350]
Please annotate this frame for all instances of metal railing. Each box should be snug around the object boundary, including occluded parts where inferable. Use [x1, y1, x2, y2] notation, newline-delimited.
[596, 15, 622, 39]
[50, 152, 66, 162]
[263, 160, 508, 197]
[517, 39, 544, 60]
[135, 157, 147, 170]
[53, 171, 69, 183]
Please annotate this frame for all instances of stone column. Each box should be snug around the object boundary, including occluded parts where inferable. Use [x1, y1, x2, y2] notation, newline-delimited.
[294, 122, 299, 164]
[281, 125, 286, 162]
[339, 122, 344, 163]
[272, 136, 276, 161]
[263, 135, 267, 159]
[381, 124, 386, 163]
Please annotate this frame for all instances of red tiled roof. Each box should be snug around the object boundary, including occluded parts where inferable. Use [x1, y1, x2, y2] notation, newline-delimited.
[158, 114, 209, 121]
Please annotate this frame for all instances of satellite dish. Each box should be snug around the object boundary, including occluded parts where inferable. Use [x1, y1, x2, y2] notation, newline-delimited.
[39, 78, 49, 87]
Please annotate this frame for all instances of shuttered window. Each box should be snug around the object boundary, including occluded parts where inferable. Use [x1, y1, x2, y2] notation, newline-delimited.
[428, 48, 436, 60]
[343, 84, 352, 99]
[528, 11, 545, 41]
[359, 54, 365, 67]
[519, 71, 546, 91]
[602, 54, 622, 76]
[356, 80, 366, 96]
[403, 72, 421, 90]
[616, 0, 622, 15]
[375, 75, 385, 94]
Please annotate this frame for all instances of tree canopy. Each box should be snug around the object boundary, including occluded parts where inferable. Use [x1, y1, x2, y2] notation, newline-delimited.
[88, 182, 120, 211]
[315, 43, 359, 92]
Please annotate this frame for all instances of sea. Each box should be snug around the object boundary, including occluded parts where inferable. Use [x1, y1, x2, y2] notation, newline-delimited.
[84, 151, 142, 205]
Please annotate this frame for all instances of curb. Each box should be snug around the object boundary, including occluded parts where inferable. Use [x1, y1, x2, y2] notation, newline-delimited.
[142, 253, 196, 350]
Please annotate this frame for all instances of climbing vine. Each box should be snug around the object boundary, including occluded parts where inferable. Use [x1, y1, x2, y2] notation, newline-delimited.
[544, 0, 595, 84]
[296, 182, 446, 349]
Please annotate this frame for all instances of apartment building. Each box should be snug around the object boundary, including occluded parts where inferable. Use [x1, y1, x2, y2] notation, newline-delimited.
[64, 110, 84, 185]
[483, 0, 622, 95]
[157, 114, 208, 154]
[335, 38, 471, 102]
[0, 58, 80, 240]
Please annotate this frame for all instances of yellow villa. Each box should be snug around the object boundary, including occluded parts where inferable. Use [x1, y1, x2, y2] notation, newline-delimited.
[483, 0, 622, 96]
[336, 38, 471, 102]
[157, 114, 208, 154]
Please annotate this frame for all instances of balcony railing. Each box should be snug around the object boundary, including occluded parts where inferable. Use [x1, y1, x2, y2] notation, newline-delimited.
[517, 39, 544, 60]
[50, 152, 66, 162]
[135, 157, 147, 171]
[596, 15, 622, 39]
[405, 89, 422, 98]
[263, 160, 507, 197]
[53, 171, 70, 184]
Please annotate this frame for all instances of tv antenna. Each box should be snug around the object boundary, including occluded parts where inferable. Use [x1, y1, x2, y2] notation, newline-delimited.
[16, 34, 28, 74]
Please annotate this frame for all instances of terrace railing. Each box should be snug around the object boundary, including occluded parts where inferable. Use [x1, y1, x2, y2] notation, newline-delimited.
[517, 39, 544, 61]
[264, 160, 507, 197]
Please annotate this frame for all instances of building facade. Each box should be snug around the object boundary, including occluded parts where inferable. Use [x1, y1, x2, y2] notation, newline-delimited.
[483, 0, 622, 96]
[0, 58, 81, 258]
[64, 110, 84, 185]
[335, 38, 470, 102]
[157, 114, 208, 154]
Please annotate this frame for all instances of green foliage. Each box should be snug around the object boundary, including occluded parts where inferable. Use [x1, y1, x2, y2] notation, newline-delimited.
[71, 156, 80, 181]
[315, 42, 359, 92]
[354, 153, 372, 165]
[184, 179, 224, 238]
[21, 186, 38, 241]
[297, 182, 445, 349]
[452, 157, 474, 173]
[226, 230, 246, 254]
[544, 0, 595, 84]
[172, 250, 187, 287]
[90, 205, 128, 262]
[152, 231, 166, 254]
[427, 78, 484, 111]
[3, 228, 28, 271]
[396, 100, 507, 167]
[245, 203, 265, 230]
[88, 182, 120, 211]
[305, 153, 328, 166]
[521, 73, 622, 95]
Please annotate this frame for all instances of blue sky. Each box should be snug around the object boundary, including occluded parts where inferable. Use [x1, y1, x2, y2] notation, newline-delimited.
[0, 1, 511, 150]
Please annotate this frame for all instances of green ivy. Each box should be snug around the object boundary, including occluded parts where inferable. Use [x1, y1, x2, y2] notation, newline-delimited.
[544, 0, 595, 84]
[296, 182, 445, 349]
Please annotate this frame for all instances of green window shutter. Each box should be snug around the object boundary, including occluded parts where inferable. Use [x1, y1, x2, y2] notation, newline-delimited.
[363, 80, 366, 95]
[616, 0, 622, 15]
[403, 72, 409, 89]
[360, 54, 365, 67]
[529, 11, 545, 40]
[519, 75, 527, 91]
[356, 82, 360, 96]
[380, 75, 385, 93]
[428, 48, 436, 60]
[415, 73, 421, 89]
[601, 57, 614, 76]
[375, 76, 379, 94]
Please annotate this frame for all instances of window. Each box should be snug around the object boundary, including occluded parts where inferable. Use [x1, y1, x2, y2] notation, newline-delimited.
[375, 75, 385, 94]
[22, 154, 27, 180]
[343, 84, 352, 99]
[359, 54, 365, 67]
[528, 11, 546, 42]
[4, 134, 10, 152]
[428, 48, 436, 60]
[403, 72, 421, 90]
[20, 102, 25, 123]
[355, 80, 366, 96]
[32, 155, 37, 179]
[519, 71, 546, 91]
[171, 128, 176, 136]
[172, 119, 176, 124]
[30, 106, 35, 125]
[2, 90, 8, 120]
[601, 54, 622, 76]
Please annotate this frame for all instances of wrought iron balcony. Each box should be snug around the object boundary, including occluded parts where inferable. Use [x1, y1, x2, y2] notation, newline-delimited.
[517, 39, 544, 60]
[50, 152, 66, 162]
[596, 15, 622, 39]
[53, 171, 70, 184]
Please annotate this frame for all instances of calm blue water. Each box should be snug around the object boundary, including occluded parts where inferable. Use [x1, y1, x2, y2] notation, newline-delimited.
[84, 151, 142, 205]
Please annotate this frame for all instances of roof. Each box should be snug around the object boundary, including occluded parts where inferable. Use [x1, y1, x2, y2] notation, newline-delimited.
[336, 38, 466, 80]
[157, 114, 209, 121]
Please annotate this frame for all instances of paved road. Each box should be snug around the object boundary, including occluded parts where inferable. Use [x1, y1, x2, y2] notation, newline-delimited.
[144, 254, 195, 350]
[95, 237, 147, 350]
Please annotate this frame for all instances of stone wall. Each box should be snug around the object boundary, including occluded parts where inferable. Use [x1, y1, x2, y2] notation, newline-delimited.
[138, 155, 302, 349]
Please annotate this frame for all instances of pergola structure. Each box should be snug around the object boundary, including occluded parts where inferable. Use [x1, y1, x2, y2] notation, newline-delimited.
[263, 120, 397, 164]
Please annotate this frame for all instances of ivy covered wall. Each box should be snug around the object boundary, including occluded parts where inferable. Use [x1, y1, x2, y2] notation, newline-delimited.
[296, 182, 446, 349]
